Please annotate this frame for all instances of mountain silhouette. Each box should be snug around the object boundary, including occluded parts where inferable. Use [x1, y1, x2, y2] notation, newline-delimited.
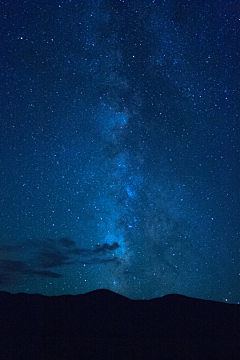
[0, 290, 239, 360]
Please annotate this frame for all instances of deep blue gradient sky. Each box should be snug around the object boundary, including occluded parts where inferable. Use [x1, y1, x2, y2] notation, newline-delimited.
[1, 0, 239, 303]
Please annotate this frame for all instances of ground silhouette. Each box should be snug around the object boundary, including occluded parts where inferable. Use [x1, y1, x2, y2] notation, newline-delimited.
[0, 290, 240, 359]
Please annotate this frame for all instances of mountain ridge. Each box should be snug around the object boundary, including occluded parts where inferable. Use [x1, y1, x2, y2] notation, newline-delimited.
[0, 290, 239, 359]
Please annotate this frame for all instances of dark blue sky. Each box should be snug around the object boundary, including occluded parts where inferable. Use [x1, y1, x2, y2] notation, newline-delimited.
[0, 0, 239, 303]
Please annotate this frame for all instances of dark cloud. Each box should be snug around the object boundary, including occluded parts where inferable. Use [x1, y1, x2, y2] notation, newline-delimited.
[78, 256, 122, 265]
[94, 242, 120, 253]
[0, 259, 63, 281]
[70, 242, 120, 256]
[0, 244, 23, 254]
[70, 248, 90, 255]
[36, 250, 71, 268]
[0, 238, 122, 285]
[58, 237, 76, 248]
[0, 259, 28, 273]
[31, 270, 63, 278]
[70, 241, 121, 264]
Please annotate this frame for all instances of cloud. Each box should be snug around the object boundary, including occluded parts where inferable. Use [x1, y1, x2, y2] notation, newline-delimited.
[58, 237, 76, 248]
[94, 242, 120, 253]
[78, 256, 121, 265]
[31, 270, 63, 278]
[0, 260, 28, 273]
[36, 249, 71, 268]
[70, 248, 90, 255]
[69, 241, 121, 258]
[0, 259, 63, 279]
[0, 237, 122, 286]
[0, 244, 23, 254]
[71, 242, 122, 265]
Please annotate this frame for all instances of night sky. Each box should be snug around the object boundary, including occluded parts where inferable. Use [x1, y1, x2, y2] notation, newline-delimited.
[1, 0, 239, 303]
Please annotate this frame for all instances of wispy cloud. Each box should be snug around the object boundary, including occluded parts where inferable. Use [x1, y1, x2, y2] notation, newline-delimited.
[0, 237, 122, 286]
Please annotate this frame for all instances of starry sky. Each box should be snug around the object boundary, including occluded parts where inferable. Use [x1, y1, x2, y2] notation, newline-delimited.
[0, 0, 239, 303]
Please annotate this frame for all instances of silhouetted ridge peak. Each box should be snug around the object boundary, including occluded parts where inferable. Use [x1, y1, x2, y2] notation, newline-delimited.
[86, 288, 128, 299]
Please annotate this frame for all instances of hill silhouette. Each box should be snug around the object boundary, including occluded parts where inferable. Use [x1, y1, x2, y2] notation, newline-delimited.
[0, 290, 239, 360]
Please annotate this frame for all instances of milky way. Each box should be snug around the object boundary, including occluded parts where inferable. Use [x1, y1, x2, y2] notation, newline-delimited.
[0, 0, 239, 303]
